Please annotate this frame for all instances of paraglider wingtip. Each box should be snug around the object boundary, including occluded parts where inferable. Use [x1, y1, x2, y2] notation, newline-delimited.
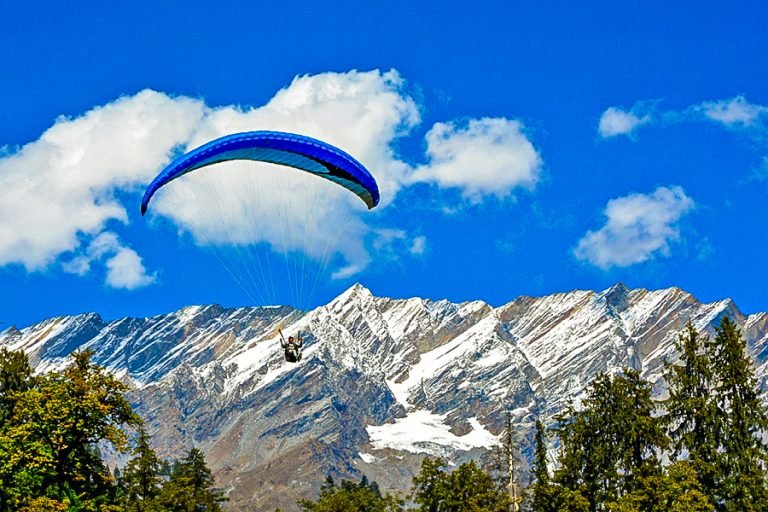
[140, 204, 147, 216]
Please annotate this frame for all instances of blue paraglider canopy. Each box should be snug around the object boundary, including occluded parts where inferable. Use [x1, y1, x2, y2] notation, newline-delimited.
[141, 131, 379, 214]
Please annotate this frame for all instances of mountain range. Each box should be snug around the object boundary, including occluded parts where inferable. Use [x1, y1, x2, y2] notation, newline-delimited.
[3, 283, 767, 511]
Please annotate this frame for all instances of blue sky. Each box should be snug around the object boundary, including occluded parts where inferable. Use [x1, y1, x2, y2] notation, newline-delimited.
[2, 1, 767, 327]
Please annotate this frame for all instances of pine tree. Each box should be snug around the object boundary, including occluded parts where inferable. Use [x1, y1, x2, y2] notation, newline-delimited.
[159, 448, 227, 512]
[412, 458, 510, 512]
[608, 461, 713, 512]
[663, 321, 720, 501]
[529, 485, 589, 512]
[710, 316, 768, 510]
[120, 427, 163, 512]
[553, 370, 668, 510]
[299, 475, 401, 512]
[0, 348, 33, 427]
[530, 419, 553, 512]
[411, 458, 445, 512]
[664, 317, 768, 510]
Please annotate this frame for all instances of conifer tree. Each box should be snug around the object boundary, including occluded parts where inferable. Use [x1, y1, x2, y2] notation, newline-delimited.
[665, 317, 768, 510]
[159, 448, 227, 512]
[299, 475, 401, 512]
[480, 413, 524, 508]
[608, 461, 713, 512]
[663, 321, 719, 499]
[412, 458, 510, 512]
[710, 316, 768, 510]
[0, 348, 33, 427]
[120, 427, 163, 512]
[532, 419, 549, 486]
[553, 370, 668, 510]
[530, 419, 554, 512]
[529, 485, 590, 512]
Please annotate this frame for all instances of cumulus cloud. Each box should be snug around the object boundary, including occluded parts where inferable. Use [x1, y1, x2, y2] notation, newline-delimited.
[695, 95, 768, 128]
[598, 106, 652, 138]
[0, 90, 203, 285]
[574, 186, 695, 269]
[175, 70, 420, 205]
[61, 232, 155, 289]
[104, 246, 155, 289]
[409, 118, 543, 202]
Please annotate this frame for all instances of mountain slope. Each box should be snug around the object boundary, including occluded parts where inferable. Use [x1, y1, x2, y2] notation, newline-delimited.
[2, 283, 765, 511]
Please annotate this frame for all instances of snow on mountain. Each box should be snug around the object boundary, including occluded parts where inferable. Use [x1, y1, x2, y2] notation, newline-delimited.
[2, 283, 766, 511]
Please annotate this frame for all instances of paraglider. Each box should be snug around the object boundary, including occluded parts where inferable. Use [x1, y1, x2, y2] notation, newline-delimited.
[141, 131, 380, 215]
[279, 328, 303, 363]
[141, 130, 380, 356]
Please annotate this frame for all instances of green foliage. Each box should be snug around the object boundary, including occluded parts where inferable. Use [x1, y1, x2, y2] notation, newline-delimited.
[532, 420, 549, 486]
[119, 428, 163, 512]
[0, 347, 34, 427]
[530, 317, 768, 511]
[17, 497, 68, 512]
[553, 370, 668, 509]
[0, 348, 227, 512]
[2, 350, 140, 508]
[412, 458, 511, 512]
[0, 348, 35, 511]
[530, 419, 553, 512]
[529, 483, 589, 512]
[299, 475, 402, 512]
[664, 318, 768, 510]
[0, 350, 139, 511]
[158, 448, 227, 512]
[710, 316, 768, 510]
[607, 461, 713, 512]
[663, 321, 720, 497]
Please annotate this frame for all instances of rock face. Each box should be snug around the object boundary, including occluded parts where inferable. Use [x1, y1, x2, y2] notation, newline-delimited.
[2, 283, 766, 511]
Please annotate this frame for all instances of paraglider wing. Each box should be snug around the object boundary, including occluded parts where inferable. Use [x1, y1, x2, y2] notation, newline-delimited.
[140, 131, 379, 214]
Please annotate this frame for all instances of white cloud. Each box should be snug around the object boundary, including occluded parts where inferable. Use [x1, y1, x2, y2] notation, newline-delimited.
[696, 95, 768, 127]
[598, 106, 651, 138]
[410, 236, 427, 255]
[368, 228, 426, 262]
[0, 90, 204, 285]
[574, 186, 695, 269]
[598, 96, 768, 137]
[61, 232, 155, 289]
[409, 118, 543, 202]
[104, 246, 155, 289]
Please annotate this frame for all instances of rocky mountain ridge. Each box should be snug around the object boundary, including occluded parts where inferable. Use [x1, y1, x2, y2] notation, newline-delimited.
[2, 283, 767, 511]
